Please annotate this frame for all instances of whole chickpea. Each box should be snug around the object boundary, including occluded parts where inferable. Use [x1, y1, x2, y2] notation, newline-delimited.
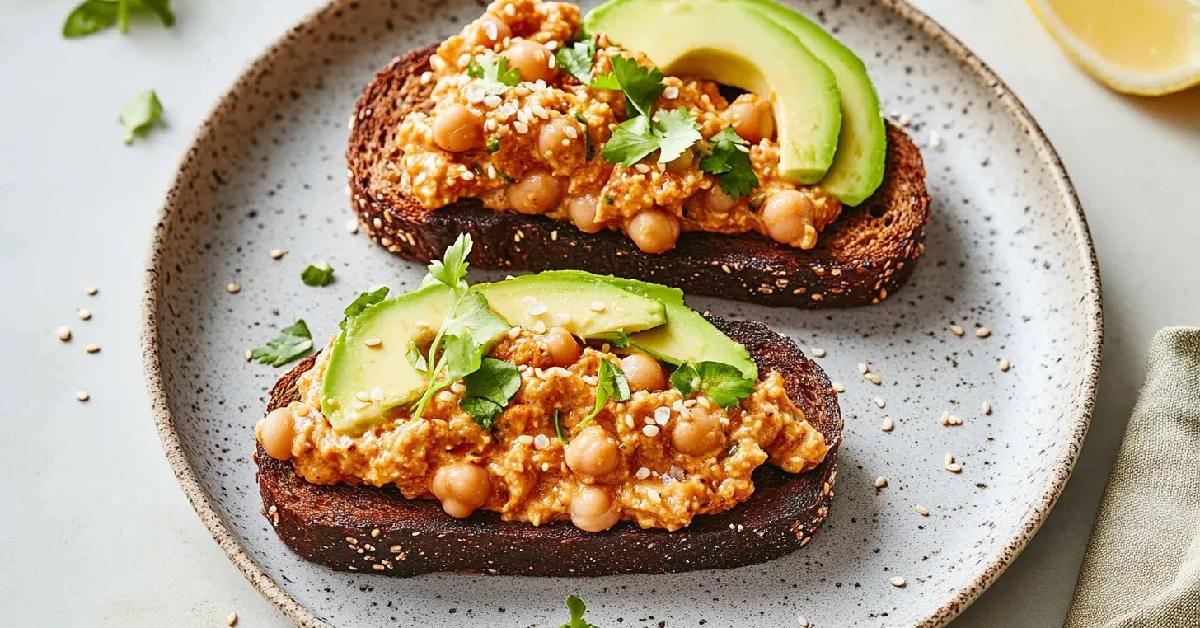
[256, 407, 295, 460]
[544, 327, 581, 366]
[761, 189, 818, 248]
[703, 184, 737, 213]
[464, 15, 512, 49]
[507, 172, 564, 214]
[671, 406, 724, 456]
[729, 99, 775, 144]
[500, 40, 556, 83]
[565, 426, 622, 477]
[625, 209, 680, 254]
[620, 353, 666, 392]
[569, 485, 620, 532]
[536, 117, 579, 160]
[431, 462, 492, 518]
[565, 194, 603, 233]
[665, 147, 694, 176]
[431, 104, 484, 153]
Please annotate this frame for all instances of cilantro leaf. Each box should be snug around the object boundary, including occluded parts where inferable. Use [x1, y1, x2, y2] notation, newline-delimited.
[556, 38, 597, 84]
[441, 290, 510, 349]
[466, 54, 521, 95]
[589, 72, 621, 91]
[652, 107, 702, 164]
[406, 341, 429, 374]
[700, 126, 759, 200]
[301, 262, 335, 287]
[607, 56, 664, 118]
[119, 90, 163, 145]
[601, 116, 657, 166]
[596, 329, 630, 349]
[250, 320, 314, 367]
[670, 361, 756, 409]
[460, 357, 521, 429]
[560, 595, 599, 628]
[581, 358, 630, 425]
[554, 408, 568, 444]
[427, 232, 472, 291]
[63, 0, 174, 38]
[411, 286, 509, 419]
[135, 0, 175, 27]
[340, 286, 389, 329]
[486, 136, 501, 153]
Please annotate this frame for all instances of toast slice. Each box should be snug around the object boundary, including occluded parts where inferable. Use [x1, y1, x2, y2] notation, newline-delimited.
[256, 316, 842, 577]
[348, 45, 931, 308]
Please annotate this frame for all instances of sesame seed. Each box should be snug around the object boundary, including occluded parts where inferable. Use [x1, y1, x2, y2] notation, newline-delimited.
[890, 576, 906, 588]
[57, 327, 71, 342]
[831, 382, 845, 393]
[531, 104, 549, 119]
[355, 390, 370, 402]
[881, 416, 894, 432]
[76, 390, 89, 402]
[363, 338, 382, 348]
[85, 344, 100, 354]
[945, 453, 955, 465]
[982, 400, 992, 415]
[634, 163, 650, 173]
[270, 249, 286, 260]
[866, 373, 882, 385]
[898, 113, 912, 126]
[663, 86, 679, 99]
[975, 326, 991, 338]
[534, 434, 550, 450]
[346, 219, 360, 234]
[226, 282, 241, 294]
[929, 131, 942, 149]
[227, 611, 238, 626]
[946, 463, 963, 473]
[873, 397, 885, 408]
[85, 286, 98, 296]
[654, 406, 671, 425]
[532, 320, 547, 334]
[513, 120, 529, 134]
[77, 308, 92, 321]
[541, 462, 551, 472]
[507, 327, 521, 339]
[948, 414, 963, 426]
[874, 476, 888, 489]
[642, 425, 661, 437]
[420, 71, 433, 84]
[517, 435, 534, 445]
[916, 504, 929, 516]
[949, 325, 964, 336]
[457, 53, 471, 68]
[857, 362, 868, 374]
[245, 349, 252, 361]
[999, 358, 1011, 372]
[811, 347, 826, 358]
[483, 94, 502, 108]
[635, 466, 651, 479]
[461, 171, 475, 180]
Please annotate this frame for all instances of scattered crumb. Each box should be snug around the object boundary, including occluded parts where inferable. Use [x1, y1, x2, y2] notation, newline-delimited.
[949, 325, 964, 337]
[811, 347, 826, 358]
[857, 362, 868, 374]
[85, 286, 98, 296]
[831, 382, 845, 393]
[866, 372, 882, 385]
[57, 327, 71, 342]
[944, 454, 963, 473]
[898, 113, 911, 126]
[873, 397, 885, 408]
[226, 611, 238, 626]
[874, 476, 888, 489]
[345, 218, 360, 234]
[85, 344, 101, 354]
[929, 131, 942, 149]
[982, 400, 993, 415]
[270, 248, 286, 260]
[881, 416, 894, 432]
[76, 390, 89, 402]
[999, 358, 1011, 372]
[226, 282, 241, 294]
[77, 308, 92, 321]
[915, 504, 929, 516]
[890, 576, 906, 588]
[245, 349, 253, 361]
[975, 326, 991, 338]
[797, 616, 809, 627]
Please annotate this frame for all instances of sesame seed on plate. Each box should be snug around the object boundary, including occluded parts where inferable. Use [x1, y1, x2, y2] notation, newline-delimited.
[270, 249, 286, 260]
[915, 504, 929, 516]
[949, 325, 964, 336]
[873, 397, 885, 408]
[881, 416, 894, 432]
[831, 382, 845, 393]
[874, 476, 888, 489]
[857, 362, 868, 374]
[346, 219, 360, 234]
[999, 358, 1011, 372]
[939, 411, 950, 426]
[946, 463, 963, 473]
[85, 286, 98, 296]
[227, 612, 238, 626]
[975, 326, 991, 338]
[929, 131, 942, 149]
[898, 113, 912, 126]
[244, 349, 252, 361]
[982, 400, 992, 415]
[642, 425, 661, 437]
[76, 390, 89, 402]
[866, 372, 882, 385]
[57, 327, 71, 342]
[226, 282, 241, 294]
[77, 308, 92, 321]
[890, 576, 906, 588]
[797, 617, 809, 628]
[85, 344, 100, 354]
[811, 347, 826, 358]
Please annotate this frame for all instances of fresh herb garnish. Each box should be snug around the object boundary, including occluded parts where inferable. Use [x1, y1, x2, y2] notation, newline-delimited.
[119, 90, 163, 145]
[554, 408, 568, 444]
[699, 126, 759, 200]
[410, 234, 510, 420]
[486, 136, 501, 153]
[573, 110, 594, 161]
[580, 358, 630, 426]
[559, 595, 599, 628]
[63, 0, 175, 38]
[591, 56, 664, 117]
[595, 329, 630, 348]
[340, 286, 389, 329]
[603, 197, 614, 205]
[466, 53, 521, 95]
[405, 341, 429, 374]
[600, 107, 700, 166]
[301, 262, 335, 287]
[556, 38, 598, 85]
[670, 361, 756, 409]
[250, 320, 314, 367]
[459, 357, 521, 429]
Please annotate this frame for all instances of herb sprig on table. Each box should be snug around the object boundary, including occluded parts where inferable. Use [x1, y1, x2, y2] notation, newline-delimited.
[250, 320, 314, 367]
[63, 0, 175, 38]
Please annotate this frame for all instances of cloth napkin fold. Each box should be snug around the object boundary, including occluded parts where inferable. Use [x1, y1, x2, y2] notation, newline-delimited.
[1065, 327, 1200, 627]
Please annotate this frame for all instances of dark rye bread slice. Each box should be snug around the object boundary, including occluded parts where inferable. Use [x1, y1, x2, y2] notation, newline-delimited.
[348, 44, 931, 308]
[256, 317, 842, 577]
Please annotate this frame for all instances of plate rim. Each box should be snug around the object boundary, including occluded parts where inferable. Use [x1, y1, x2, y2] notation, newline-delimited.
[138, 1, 1104, 626]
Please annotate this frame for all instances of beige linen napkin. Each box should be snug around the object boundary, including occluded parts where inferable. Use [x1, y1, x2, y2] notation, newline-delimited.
[1065, 327, 1200, 627]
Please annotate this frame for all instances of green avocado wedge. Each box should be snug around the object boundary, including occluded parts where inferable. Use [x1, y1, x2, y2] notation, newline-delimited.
[584, 0, 841, 185]
[741, 0, 887, 205]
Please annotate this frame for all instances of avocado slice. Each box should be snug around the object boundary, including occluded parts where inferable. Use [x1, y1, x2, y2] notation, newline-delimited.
[584, 0, 842, 184]
[741, 0, 887, 205]
[546, 271, 758, 380]
[321, 284, 456, 433]
[477, 273, 666, 338]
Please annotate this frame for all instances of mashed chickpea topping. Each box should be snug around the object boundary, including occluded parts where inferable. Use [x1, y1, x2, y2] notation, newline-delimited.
[258, 327, 829, 532]
[386, 0, 842, 253]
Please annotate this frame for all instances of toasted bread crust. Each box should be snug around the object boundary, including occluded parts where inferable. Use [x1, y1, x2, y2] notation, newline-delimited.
[256, 317, 842, 576]
[348, 45, 930, 308]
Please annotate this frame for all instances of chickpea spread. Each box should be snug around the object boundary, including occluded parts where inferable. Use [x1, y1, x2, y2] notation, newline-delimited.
[386, 0, 842, 254]
[257, 327, 829, 532]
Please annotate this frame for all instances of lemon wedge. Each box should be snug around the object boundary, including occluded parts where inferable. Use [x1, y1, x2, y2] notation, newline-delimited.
[1026, 0, 1200, 95]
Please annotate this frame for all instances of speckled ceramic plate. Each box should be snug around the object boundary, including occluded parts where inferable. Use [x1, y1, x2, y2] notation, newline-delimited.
[141, 0, 1102, 625]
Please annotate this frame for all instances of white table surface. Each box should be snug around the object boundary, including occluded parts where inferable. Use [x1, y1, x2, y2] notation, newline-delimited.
[2, 0, 1197, 625]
